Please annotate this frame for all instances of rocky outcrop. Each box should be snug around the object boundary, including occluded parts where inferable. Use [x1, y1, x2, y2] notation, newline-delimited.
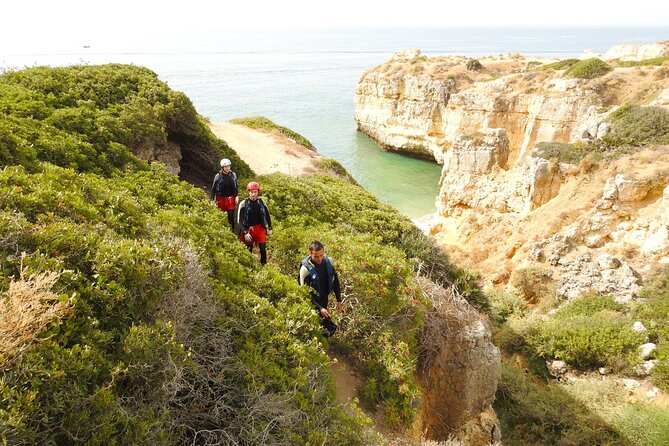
[602, 41, 669, 61]
[438, 129, 571, 216]
[355, 69, 454, 160]
[429, 129, 669, 301]
[134, 140, 183, 175]
[417, 279, 501, 445]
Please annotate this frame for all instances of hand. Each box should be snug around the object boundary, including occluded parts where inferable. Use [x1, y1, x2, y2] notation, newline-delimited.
[336, 302, 343, 314]
[319, 308, 331, 318]
[235, 196, 239, 205]
[267, 229, 273, 236]
[244, 233, 253, 243]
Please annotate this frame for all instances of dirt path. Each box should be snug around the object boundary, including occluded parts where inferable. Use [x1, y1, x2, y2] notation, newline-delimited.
[209, 122, 323, 176]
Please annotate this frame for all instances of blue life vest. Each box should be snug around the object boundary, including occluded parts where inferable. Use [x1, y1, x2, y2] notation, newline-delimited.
[301, 255, 335, 296]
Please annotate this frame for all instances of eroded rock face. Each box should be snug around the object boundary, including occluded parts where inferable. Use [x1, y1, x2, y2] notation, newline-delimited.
[417, 279, 501, 445]
[133, 140, 182, 175]
[438, 130, 568, 216]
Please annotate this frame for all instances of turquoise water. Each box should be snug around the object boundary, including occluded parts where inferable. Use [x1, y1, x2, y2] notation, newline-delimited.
[3, 27, 668, 216]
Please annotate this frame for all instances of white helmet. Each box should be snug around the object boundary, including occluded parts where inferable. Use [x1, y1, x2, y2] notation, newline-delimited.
[220, 158, 232, 167]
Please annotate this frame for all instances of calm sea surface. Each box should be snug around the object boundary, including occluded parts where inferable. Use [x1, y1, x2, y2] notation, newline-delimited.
[2, 27, 668, 217]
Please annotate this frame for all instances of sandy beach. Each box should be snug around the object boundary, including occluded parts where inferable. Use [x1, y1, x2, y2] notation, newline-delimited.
[209, 122, 323, 176]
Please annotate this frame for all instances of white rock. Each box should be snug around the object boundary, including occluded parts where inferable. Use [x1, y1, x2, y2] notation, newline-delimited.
[596, 122, 611, 139]
[639, 343, 657, 360]
[547, 360, 568, 377]
[650, 88, 669, 109]
[635, 360, 657, 376]
[598, 367, 610, 375]
[598, 254, 621, 270]
[615, 175, 649, 203]
[647, 387, 660, 399]
[633, 321, 647, 333]
[603, 41, 669, 61]
[585, 233, 608, 248]
[622, 378, 640, 390]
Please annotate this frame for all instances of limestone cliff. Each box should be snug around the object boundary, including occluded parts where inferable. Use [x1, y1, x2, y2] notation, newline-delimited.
[355, 47, 669, 164]
[357, 44, 669, 304]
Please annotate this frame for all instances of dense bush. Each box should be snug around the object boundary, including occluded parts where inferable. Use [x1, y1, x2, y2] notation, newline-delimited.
[0, 63, 485, 443]
[0, 65, 388, 444]
[0, 64, 252, 183]
[526, 296, 644, 369]
[567, 58, 612, 79]
[615, 56, 669, 67]
[465, 59, 482, 71]
[604, 105, 669, 147]
[534, 141, 590, 164]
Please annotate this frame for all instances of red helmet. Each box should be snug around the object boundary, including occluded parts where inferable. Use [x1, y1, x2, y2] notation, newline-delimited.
[246, 181, 260, 191]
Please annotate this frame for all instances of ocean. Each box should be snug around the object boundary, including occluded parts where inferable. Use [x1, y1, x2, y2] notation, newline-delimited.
[2, 27, 668, 217]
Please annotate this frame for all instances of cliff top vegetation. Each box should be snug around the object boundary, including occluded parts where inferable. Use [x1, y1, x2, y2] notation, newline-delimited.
[364, 53, 669, 107]
[0, 64, 482, 445]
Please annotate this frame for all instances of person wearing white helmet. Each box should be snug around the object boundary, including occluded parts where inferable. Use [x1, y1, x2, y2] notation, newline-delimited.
[210, 158, 238, 231]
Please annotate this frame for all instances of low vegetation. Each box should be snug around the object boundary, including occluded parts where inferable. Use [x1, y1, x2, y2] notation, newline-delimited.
[230, 116, 315, 150]
[0, 64, 484, 443]
[604, 105, 669, 147]
[632, 266, 669, 392]
[615, 56, 669, 67]
[491, 262, 669, 445]
[538, 58, 580, 71]
[533, 104, 669, 165]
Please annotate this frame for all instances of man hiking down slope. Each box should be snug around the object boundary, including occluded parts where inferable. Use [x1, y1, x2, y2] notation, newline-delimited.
[237, 181, 272, 265]
[298, 241, 343, 337]
[210, 158, 238, 231]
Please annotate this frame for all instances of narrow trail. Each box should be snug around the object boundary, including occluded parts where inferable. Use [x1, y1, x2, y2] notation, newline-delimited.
[211, 120, 432, 444]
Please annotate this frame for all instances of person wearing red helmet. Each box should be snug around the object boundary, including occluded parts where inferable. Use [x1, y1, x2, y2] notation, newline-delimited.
[237, 181, 272, 265]
[210, 158, 238, 232]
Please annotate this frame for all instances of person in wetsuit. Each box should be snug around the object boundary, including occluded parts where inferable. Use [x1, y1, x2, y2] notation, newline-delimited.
[210, 158, 238, 232]
[237, 181, 272, 265]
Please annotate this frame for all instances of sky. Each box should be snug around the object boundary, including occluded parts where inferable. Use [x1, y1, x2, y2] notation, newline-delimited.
[1, 0, 668, 47]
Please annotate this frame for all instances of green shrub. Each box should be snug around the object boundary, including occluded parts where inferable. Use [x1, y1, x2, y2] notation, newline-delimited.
[567, 58, 612, 79]
[0, 63, 470, 443]
[538, 58, 580, 71]
[465, 59, 482, 71]
[0, 64, 252, 181]
[604, 105, 669, 147]
[633, 266, 669, 390]
[615, 403, 669, 446]
[230, 116, 315, 150]
[489, 290, 527, 324]
[534, 141, 593, 164]
[527, 299, 643, 369]
[616, 56, 669, 67]
[315, 157, 358, 184]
